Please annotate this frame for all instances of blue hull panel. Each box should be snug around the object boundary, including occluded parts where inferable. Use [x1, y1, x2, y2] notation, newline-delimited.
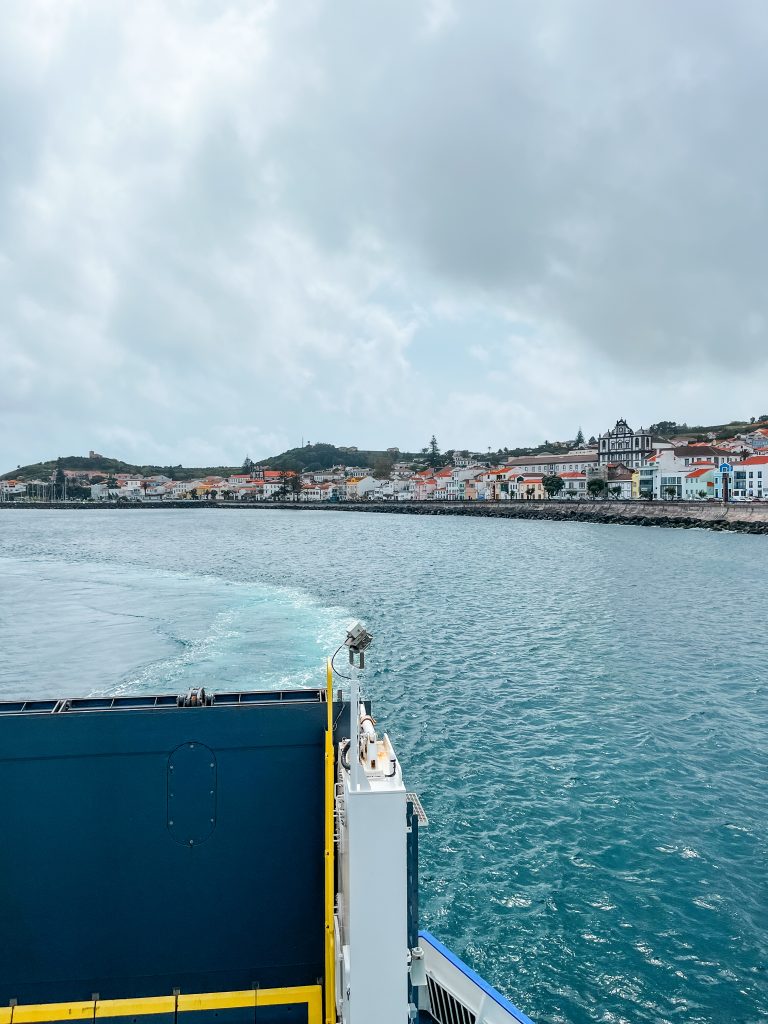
[0, 691, 328, 1005]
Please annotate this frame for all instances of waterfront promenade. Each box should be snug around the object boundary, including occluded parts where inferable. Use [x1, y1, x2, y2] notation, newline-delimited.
[3, 499, 768, 533]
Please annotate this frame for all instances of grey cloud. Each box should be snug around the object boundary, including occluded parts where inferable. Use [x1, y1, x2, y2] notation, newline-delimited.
[269, 0, 768, 365]
[2, 0, 768, 471]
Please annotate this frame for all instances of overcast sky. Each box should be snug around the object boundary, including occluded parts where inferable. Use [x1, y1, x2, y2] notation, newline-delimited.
[2, 0, 768, 470]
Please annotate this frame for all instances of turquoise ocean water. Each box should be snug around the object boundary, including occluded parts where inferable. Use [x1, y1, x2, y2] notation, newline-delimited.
[0, 509, 766, 1023]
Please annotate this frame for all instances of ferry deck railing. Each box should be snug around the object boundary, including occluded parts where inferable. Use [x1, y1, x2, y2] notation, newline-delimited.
[418, 931, 534, 1024]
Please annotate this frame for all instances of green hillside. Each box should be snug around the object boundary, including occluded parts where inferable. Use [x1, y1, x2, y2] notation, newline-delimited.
[260, 443, 417, 472]
[648, 417, 768, 439]
[1, 444, 418, 481]
[1, 455, 238, 482]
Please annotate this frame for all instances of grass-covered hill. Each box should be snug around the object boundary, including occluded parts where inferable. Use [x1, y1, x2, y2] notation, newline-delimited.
[259, 443, 419, 472]
[0, 455, 237, 482]
[648, 417, 768, 440]
[1, 443, 419, 481]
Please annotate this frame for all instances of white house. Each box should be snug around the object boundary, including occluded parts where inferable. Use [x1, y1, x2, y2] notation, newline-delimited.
[445, 467, 482, 500]
[681, 465, 718, 500]
[560, 471, 587, 497]
[732, 455, 768, 499]
[343, 476, 377, 500]
[743, 428, 768, 451]
[506, 452, 598, 475]
[483, 468, 517, 500]
[649, 446, 733, 499]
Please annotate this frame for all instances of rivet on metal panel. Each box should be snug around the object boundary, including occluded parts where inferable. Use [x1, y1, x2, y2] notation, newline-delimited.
[167, 741, 217, 845]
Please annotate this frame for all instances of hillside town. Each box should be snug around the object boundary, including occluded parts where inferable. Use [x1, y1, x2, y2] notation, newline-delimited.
[3, 420, 768, 504]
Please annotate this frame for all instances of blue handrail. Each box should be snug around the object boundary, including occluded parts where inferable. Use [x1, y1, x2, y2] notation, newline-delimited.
[419, 930, 535, 1024]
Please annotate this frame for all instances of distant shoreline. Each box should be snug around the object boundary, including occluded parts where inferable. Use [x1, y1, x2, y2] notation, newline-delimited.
[2, 499, 768, 534]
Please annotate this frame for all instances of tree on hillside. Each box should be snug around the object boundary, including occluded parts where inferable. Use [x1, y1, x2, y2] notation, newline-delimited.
[273, 469, 294, 501]
[373, 455, 394, 479]
[425, 435, 441, 469]
[242, 455, 255, 474]
[588, 435, 597, 445]
[575, 427, 585, 446]
[649, 420, 679, 435]
[542, 474, 565, 499]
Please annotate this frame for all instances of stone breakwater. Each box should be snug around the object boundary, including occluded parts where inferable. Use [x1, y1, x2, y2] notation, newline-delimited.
[283, 500, 768, 533]
[3, 500, 768, 533]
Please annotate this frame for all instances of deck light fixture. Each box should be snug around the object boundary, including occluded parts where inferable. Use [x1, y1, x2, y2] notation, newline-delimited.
[345, 622, 372, 668]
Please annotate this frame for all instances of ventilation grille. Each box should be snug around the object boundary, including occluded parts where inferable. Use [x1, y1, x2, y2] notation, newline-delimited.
[407, 791, 429, 827]
[427, 975, 475, 1024]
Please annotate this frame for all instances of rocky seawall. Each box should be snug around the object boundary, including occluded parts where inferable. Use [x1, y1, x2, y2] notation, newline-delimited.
[284, 500, 768, 533]
[3, 500, 768, 533]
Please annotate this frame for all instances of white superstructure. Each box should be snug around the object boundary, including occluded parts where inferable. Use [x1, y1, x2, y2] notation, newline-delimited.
[336, 680, 409, 1024]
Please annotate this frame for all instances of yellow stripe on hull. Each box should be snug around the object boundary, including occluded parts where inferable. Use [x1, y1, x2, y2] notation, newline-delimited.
[7, 986, 322, 1024]
[96, 997, 175, 1018]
